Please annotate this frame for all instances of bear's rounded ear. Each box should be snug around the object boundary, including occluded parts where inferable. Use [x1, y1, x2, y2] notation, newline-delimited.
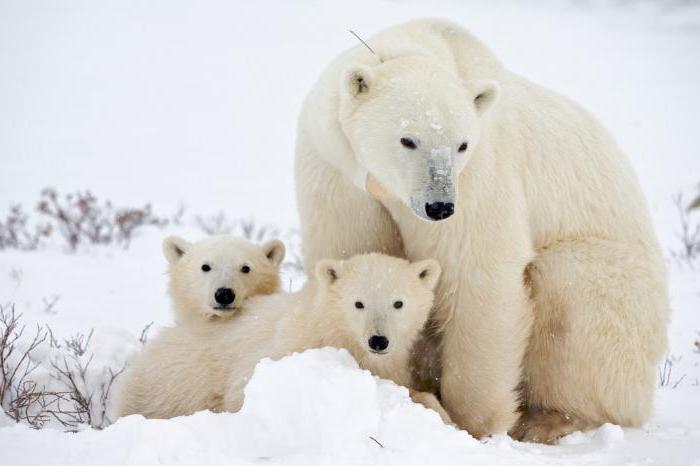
[315, 259, 342, 286]
[467, 79, 501, 116]
[262, 239, 286, 267]
[412, 259, 442, 291]
[163, 236, 191, 265]
[342, 65, 375, 99]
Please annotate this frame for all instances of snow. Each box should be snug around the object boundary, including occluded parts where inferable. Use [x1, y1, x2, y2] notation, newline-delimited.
[5, 347, 697, 466]
[1, 0, 700, 464]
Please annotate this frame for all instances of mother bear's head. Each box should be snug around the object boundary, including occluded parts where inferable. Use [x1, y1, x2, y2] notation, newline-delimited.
[338, 55, 500, 222]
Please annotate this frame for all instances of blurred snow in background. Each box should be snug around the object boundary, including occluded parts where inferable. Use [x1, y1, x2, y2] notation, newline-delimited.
[1, 0, 699, 464]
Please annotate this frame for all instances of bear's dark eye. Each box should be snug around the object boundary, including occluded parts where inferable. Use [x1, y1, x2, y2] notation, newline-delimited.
[201, 264, 211, 272]
[354, 301, 364, 309]
[393, 301, 403, 309]
[400, 137, 417, 150]
[241, 265, 251, 274]
[458, 142, 468, 152]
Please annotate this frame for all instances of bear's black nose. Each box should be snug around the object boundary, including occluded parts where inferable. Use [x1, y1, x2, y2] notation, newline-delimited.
[425, 202, 455, 221]
[214, 288, 235, 306]
[368, 335, 389, 353]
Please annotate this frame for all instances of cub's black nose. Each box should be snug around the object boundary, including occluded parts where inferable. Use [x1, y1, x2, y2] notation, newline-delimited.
[214, 288, 235, 306]
[368, 335, 389, 353]
[425, 202, 455, 221]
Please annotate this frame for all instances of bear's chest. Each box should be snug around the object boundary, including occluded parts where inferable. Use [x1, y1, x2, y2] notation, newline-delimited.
[386, 198, 467, 264]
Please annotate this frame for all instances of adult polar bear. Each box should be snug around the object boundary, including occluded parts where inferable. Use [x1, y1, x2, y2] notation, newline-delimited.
[294, 19, 668, 442]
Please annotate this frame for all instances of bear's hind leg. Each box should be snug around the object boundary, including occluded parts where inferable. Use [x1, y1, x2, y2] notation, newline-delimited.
[510, 408, 594, 444]
[521, 237, 668, 443]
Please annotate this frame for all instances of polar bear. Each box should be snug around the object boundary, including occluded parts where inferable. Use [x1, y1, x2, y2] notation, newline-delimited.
[118, 253, 451, 423]
[222, 253, 450, 423]
[294, 19, 669, 442]
[162, 235, 285, 323]
[116, 234, 285, 418]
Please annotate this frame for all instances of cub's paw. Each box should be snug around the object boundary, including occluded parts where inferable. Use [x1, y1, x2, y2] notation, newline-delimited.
[409, 389, 454, 425]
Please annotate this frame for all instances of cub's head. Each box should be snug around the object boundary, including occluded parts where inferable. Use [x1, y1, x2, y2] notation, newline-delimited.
[163, 235, 285, 321]
[339, 55, 500, 222]
[315, 253, 440, 357]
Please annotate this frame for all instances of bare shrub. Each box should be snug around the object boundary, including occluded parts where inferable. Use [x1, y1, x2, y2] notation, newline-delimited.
[0, 188, 174, 251]
[195, 214, 304, 275]
[280, 228, 304, 274]
[9, 268, 23, 290]
[114, 205, 168, 247]
[62, 329, 93, 357]
[0, 304, 49, 427]
[46, 328, 127, 429]
[195, 212, 281, 240]
[171, 204, 186, 227]
[2, 189, 306, 263]
[195, 211, 236, 235]
[0, 205, 51, 250]
[37, 189, 113, 249]
[671, 192, 700, 266]
[1, 304, 129, 430]
[37, 188, 167, 250]
[658, 353, 686, 389]
[41, 295, 60, 315]
[48, 353, 126, 429]
[239, 217, 280, 243]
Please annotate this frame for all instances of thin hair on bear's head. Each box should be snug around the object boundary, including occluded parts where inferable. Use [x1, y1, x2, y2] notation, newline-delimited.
[349, 29, 384, 63]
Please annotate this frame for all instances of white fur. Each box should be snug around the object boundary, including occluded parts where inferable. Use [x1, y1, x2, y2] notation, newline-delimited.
[163, 235, 284, 323]
[115, 235, 285, 418]
[294, 18, 668, 440]
[118, 253, 451, 423]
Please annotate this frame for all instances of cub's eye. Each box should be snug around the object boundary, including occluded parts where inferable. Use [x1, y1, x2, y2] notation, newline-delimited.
[458, 142, 468, 152]
[393, 301, 403, 309]
[240, 265, 251, 274]
[400, 137, 417, 149]
[201, 264, 211, 272]
[354, 301, 364, 309]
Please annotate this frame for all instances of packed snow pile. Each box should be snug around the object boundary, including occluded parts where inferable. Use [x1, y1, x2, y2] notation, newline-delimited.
[2, 347, 699, 466]
[0, 348, 483, 466]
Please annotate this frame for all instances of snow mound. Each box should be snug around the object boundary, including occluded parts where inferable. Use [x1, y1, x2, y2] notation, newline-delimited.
[0, 348, 477, 466]
[219, 347, 479, 462]
[2, 346, 699, 465]
[239, 348, 383, 455]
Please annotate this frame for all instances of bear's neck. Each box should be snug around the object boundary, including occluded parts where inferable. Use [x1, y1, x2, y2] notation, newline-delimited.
[172, 306, 235, 327]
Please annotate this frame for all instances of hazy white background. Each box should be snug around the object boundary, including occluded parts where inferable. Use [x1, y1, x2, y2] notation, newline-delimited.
[1, 1, 699, 464]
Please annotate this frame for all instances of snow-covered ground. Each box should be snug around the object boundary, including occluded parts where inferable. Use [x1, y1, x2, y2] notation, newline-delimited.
[1, 0, 699, 464]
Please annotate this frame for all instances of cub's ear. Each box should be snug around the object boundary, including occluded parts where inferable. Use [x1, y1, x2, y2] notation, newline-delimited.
[412, 259, 442, 291]
[467, 79, 501, 116]
[342, 65, 375, 98]
[262, 239, 286, 267]
[162, 236, 191, 265]
[315, 259, 342, 287]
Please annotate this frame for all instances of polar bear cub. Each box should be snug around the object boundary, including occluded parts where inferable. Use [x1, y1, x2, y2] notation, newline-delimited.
[162, 235, 286, 323]
[118, 253, 450, 423]
[116, 235, 285, 419]
[222, 253, 450, 422]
